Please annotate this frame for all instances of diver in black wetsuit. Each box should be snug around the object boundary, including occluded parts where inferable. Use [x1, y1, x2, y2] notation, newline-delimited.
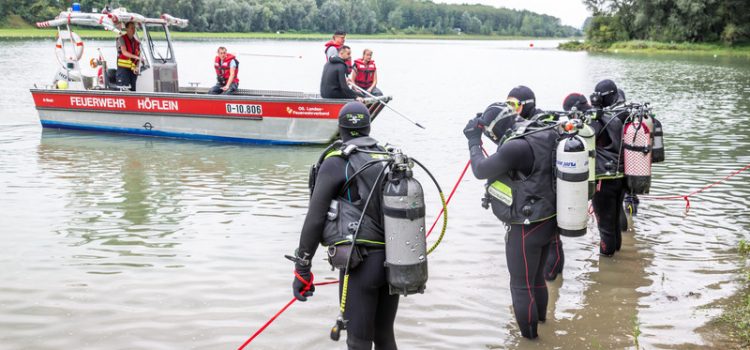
[506, 85, 543, 119]
[290, 101, 397, 350]
[590, 79, 630, 256]
[464, 102, 558, 339]
[320, 45, 360, 100]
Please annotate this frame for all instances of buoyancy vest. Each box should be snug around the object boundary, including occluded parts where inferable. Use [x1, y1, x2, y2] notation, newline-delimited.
[486, 120, 559, 225]
[117, 34, 140, 69]
[324, 40, 352, 74]
[353, 59, 376, 89]
[591, 108, 627, 179]
[214, 53, 240, 84]
[318, 137, 390, 247]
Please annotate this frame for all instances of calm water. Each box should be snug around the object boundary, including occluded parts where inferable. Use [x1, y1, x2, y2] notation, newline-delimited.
[1, 38, 749, 350]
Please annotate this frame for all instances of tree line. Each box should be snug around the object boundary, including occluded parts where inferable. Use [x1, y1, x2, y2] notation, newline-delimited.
[1, 0, 579, 37]
[583, 0, 749, 45]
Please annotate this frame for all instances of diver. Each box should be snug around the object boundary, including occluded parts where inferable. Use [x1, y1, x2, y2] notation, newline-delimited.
[589, 79, 630, 256]
[464, 102, 559, 339]
[290, 101, 398, 349]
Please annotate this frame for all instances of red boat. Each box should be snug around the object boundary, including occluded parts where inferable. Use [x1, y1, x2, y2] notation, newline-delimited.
[31, 8, 388, 144]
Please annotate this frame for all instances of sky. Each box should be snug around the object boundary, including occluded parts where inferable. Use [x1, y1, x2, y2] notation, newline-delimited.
[434, 0, 591, 28]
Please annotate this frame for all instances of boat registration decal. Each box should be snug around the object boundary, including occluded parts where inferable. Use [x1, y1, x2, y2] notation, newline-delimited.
[225, 103, 262, 115]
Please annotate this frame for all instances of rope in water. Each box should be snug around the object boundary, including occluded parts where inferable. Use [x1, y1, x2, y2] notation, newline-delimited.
[236, 278, 338, 350]
[639, 162, 750, 213]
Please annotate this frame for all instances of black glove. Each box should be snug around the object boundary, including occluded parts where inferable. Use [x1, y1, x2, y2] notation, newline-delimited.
[463, 116, 483, 148]
[292, 264, 315, 301]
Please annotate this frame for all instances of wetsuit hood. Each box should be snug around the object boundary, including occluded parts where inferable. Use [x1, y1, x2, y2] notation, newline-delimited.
[339, 101, 371, 140]
[507, 85, 536, 119]
[563, 93, 592, 112]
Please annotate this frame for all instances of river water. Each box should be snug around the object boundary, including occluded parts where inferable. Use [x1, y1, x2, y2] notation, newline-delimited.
[0, 38, 749, 349]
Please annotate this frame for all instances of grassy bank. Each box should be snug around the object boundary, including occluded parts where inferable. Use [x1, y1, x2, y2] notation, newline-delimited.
[559, 39, 750, 58]
[0, 27, 547, 41]
[718, 240, 750, 346]
[704, 240, 750, 348]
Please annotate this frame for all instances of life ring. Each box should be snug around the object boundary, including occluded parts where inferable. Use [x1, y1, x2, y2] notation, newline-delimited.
[55, 30, 84, 65]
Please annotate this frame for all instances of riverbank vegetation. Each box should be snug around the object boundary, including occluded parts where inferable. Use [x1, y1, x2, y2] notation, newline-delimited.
[713, 240, 750, 347]
[560, 0, 750, 57]
[0, 0, 578, 38]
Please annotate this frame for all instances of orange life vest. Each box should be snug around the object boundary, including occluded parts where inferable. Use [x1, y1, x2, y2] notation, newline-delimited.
[214, 53, 240, 84]
[117, 34, 140, 69]
[324, 41, 352, 74]
[353, 59, 377, 89]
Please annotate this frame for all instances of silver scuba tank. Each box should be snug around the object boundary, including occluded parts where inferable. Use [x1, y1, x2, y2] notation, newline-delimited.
[383, 152, 428, 296]
[556, 127, 589, 237]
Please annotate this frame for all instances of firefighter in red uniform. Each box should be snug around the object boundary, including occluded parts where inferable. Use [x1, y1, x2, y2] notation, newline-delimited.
[210, 46, 239, 95]
[116, 22, 140, 91]
[352, 49, 382, 97]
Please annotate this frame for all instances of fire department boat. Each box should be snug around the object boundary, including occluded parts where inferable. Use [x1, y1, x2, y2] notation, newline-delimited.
[31, 8, 388, 144]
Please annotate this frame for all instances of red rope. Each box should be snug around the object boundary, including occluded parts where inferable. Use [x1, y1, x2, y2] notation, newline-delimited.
[640, 162, 750, 213]
[426, 159, 471, 238]
[236, 276, 337, 349]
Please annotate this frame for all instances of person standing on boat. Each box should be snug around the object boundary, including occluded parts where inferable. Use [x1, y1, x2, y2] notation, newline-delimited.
[116, 22, 141, 92]
[210, 47, 239, 95]
[464, 102, 559, 339]
[324, 30, 352, 75]
[352, 49, 382, 97]
[320, 46, 361, 100]
[290, 101, 399, 349]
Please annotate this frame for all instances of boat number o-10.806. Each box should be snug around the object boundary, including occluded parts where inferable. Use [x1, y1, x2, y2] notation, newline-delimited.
[225, 103, 263, 115]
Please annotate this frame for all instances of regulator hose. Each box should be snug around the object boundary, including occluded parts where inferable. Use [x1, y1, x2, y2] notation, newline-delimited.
[410, 158, 447, 255]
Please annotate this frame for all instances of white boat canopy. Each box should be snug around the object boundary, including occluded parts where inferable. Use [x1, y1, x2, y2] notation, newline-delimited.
[36, 8, 188, 34]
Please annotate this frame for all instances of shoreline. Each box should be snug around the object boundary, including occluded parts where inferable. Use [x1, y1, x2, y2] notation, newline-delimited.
[559, 40, 750, 58]
[0, 28, 569, 41]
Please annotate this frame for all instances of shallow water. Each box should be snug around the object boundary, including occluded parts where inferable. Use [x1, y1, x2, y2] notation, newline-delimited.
[0, 38, 749, 349]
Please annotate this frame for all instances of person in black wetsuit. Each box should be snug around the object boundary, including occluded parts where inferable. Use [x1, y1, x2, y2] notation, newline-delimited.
[464, 102, 559, 339]
[589, 79, 630, 256]
[320, 45, 361, 100]
[290, 101, 397, 349]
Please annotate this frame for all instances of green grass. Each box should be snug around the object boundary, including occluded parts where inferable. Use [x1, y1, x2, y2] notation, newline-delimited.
[558, 39, 750, 58]
[0, 27, 559, 41]
[715, 240, 750, 347]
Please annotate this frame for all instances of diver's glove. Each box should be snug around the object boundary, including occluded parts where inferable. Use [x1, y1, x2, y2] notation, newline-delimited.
[463, 115, 483, 148]
[287, 251, 315, 301]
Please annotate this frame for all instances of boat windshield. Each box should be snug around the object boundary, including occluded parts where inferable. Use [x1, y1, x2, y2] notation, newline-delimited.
[143, 24, 174, 63]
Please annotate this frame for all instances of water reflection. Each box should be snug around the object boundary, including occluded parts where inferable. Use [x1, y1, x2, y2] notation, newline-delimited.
[36, 129, 320, 272]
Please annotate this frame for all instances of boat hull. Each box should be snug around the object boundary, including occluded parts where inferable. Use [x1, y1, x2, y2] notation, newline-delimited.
[31, 89, 355, 145]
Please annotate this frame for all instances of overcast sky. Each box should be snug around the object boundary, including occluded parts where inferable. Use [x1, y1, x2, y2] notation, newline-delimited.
[435, 0, 591, 28]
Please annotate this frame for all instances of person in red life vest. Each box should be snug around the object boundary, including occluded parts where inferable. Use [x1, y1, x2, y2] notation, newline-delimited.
[352, 49, 382, 97]
[210, 46, 239, 95]
[324, 30, 352, 75]
[116, 22, 141, 92]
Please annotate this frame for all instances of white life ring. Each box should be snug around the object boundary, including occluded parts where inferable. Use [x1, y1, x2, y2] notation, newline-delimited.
[55, 30, 84, 65]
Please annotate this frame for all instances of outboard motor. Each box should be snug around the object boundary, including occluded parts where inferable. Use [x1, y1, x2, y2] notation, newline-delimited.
[383, 151, 428, 295]
[623, 108, 653, 194]
[556, 122, 589, 237]
[651, 115, 665, 163]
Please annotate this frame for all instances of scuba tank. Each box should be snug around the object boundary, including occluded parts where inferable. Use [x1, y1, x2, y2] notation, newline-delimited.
[555, 121, 589, 237]
[651, 115, 665, 163]
[383, 151, 428, 295]
[577, 122, 597, 199]
[623, 107, 652, 194]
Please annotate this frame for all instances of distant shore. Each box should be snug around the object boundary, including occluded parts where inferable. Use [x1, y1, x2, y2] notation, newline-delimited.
[559, 40, 750, 58]
[0, 28, 566, 41]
